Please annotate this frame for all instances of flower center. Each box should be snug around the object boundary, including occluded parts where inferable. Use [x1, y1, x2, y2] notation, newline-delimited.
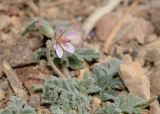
[55, 37, 70, 44]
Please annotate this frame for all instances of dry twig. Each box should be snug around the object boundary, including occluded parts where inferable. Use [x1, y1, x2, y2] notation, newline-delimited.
[82, 0, 122, 38]
[2, 61, 28, 100]
[103, 0, 140, 53]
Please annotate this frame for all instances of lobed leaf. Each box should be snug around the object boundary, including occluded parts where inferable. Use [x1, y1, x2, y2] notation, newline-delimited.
[75, 48, 102, 62]
[92, 58, 125, 101]
[22, 18, 54, 38]
[0, 96, 36, 114]
[42, 77, 91, 114]
[32, 48, 101, 69]
[96, 94, 145, 114]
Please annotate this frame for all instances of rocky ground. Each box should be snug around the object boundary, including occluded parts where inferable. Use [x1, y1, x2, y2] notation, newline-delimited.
[0, 0, 160, 114]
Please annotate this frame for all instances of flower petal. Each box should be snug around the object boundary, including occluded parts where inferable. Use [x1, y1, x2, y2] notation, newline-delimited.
[63, 31, 78, 40]
[54, 43, 63, 58]
[56, 25, 65, 37]
[61, 42, 75, 53]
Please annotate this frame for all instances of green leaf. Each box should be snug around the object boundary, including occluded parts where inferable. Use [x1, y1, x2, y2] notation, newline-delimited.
[77, 74, 101, 94]
[22, 17, 39, 36]
[39, 20, 54, 38]
[32, 48, 102, 70]
[75, 48, 102, 62]
[96, 103, 121, 114]
[22, 18, 54, 38]
[67, 54, 83, 69]
[32, 48, 46, 62]
[92, 58, 125, 101]
[114, 94, 145, 114]
[42, 77, 91, 114]
[0, 96, 36, 114]
[96, 94, 146, 114]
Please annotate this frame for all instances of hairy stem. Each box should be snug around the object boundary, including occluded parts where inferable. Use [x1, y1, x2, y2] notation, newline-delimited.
[32, 85, 42, 92]
[62, 66, 71, 78]
[46, 47, 65, 78]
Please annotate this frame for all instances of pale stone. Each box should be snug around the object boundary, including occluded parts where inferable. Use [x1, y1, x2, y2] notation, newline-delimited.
[0, 89, 5, 101]
[119, 61, 150, 99]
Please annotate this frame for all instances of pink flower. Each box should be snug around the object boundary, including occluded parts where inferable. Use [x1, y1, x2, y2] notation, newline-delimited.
[53, 25, 77, 58]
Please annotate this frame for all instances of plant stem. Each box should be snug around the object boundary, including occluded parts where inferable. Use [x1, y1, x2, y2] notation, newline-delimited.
[62, 67, 71, 78]
[135, 96, 157, 109]
[32, 85, 42, 92]
[46, 47, 65, 78]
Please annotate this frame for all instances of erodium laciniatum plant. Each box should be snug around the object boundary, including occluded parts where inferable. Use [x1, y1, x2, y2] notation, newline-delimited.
[0, 18, 155, 114]
[22, 18, 81, 78]
[22, 17, 101, 78]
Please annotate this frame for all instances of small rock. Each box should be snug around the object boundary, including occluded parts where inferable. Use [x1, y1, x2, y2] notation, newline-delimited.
[150, 7, 160, 35]
[16, 66, 51, 91]
[0, 15, 11, 30]
[121, 54, 133, 64]
[0, 80, 9, 90]
[96, 12, 154, 43]
[96, 12, 122, 41]
[135, 48, 147, 66]
[29, 94, 41, 109]
[0, 89, 5, 101]
[37, 107, 51, 114]
[141, 110, 150, 114]
[146, 48, 160, 66]
[149, 66, 160, 96]
[0, 35, 43, 77]
[46, 7, 60, 19]
[125, 18, 155, 44]
[145, 34, 157, 44]
[150, 100, 160, 114]
[119, 61, 150, 99]
[90, 97, 101, 113]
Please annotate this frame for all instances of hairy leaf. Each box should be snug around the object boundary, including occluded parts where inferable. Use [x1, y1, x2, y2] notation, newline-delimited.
[96, 94, 145, 114]
[32, 48, 101, 69]
[42, 77, 91, 114]
[32, 48, 46, 62]
[77, 74, 101, 94]
[96, 103, 121, 114]
[22, 17, 39, 36]
[0, 96, 36, 114]
[22, 18, 54, 38]
[75, 48, 102, 62]
[92, 58, 125, 101]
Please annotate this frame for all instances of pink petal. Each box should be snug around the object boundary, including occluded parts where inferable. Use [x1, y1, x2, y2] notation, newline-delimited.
[63, 31, 78, 40]
[61, 42, 75, 53]
[56, 25, 64, 36]
[54, 43, 63, 58]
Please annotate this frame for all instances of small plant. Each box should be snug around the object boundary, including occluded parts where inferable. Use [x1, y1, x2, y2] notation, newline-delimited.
[0, 59, 156, 114]
[22, 18, 101, 78]
[32, 58, 155, 114]
[0, 18, 150, 114]
[0, 96, 36, 114]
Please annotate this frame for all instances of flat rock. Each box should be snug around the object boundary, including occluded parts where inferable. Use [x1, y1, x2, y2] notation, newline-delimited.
[96, 12, 154, 44]
[124, 18, 155, 44]
[96, 12, 122, 41]
[119, 61, 150, 99]
[150, 100, 160, 114]
[15, 66, 51, 91]
[0, 35, 43, 76]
